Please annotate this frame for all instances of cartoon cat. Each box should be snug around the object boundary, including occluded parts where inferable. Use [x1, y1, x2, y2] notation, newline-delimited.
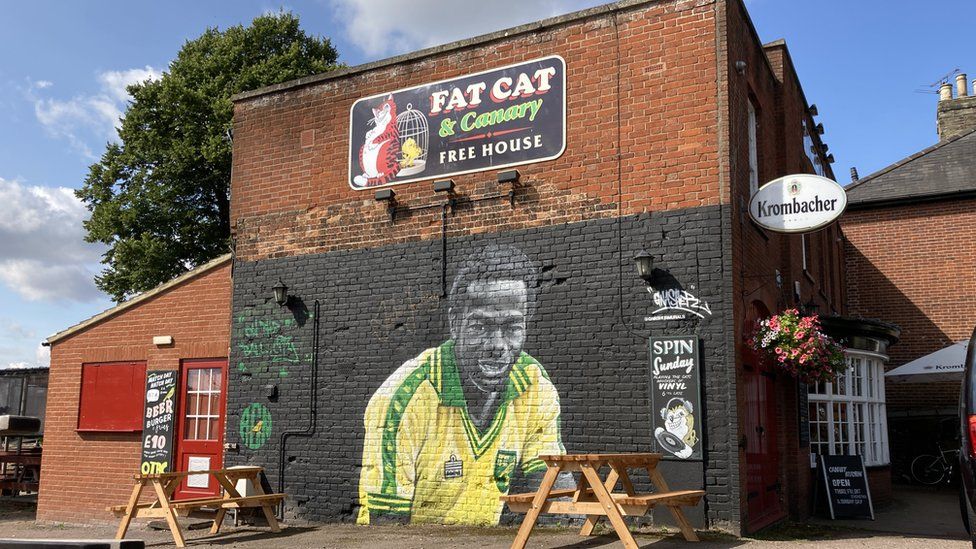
[654, 397, 697, 459]
[353, 95, 401, 188]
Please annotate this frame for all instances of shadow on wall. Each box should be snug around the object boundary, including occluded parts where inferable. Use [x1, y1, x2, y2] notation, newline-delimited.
[844, 242, 961, 481]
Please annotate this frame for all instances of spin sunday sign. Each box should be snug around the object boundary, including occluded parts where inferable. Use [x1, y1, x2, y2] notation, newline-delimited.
[348, 56, 566, 190]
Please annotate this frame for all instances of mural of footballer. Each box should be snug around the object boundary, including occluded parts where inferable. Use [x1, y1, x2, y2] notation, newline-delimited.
[358, 244, 564, 525]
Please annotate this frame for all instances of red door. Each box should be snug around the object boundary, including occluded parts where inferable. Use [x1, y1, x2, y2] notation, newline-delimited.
[174, 358, 228, 500]
[743, 302, 785, 532]
[743, 362, 784, 531]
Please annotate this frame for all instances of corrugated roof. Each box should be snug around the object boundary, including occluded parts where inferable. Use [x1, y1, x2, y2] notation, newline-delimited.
[44, 254, 232, 346]
[845, 128, 976, 208]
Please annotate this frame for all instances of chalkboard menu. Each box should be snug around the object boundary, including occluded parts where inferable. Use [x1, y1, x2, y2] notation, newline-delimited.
[649, 336, 703, 461]
[140, 370, 178, 475]
[819, 454, 874, 519]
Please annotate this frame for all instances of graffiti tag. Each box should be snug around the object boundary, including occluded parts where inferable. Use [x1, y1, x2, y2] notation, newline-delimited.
[647, 288, 712, 320]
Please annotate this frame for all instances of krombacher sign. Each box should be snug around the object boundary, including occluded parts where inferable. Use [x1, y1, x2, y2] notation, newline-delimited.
[749, 174, 847, 233]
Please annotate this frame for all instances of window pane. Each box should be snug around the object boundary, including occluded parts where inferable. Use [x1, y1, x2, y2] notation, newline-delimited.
[186, 394, 200, 418]
[833, 373, 847, 396]
[851, 359, 863, 397]
[209, 369, 222, 392]
[187, 369, 201, 392]
[185, 418, 199, 441]
[208, 418, 219, 440]
[833, 402, 849, 454]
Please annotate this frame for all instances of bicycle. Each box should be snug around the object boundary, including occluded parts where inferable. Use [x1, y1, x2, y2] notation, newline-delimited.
[911, 442, 959, 485]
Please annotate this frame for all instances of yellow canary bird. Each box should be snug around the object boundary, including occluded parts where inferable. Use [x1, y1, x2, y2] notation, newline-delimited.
[252, 420, 263, 433]
[400, 138, 422, 168]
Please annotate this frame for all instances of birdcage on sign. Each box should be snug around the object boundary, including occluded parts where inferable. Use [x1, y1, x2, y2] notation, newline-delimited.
[396, 104, 429, 176]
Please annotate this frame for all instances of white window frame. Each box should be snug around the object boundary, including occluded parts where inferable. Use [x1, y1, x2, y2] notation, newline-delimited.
[808, 350, 889, 467]
[748, 100, 759, 196]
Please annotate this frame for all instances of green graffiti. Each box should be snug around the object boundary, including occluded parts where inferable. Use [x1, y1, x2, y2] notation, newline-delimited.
[238, 334, 300, 363]
[240, 403, 273, 450]
[235, 314, 313, 376]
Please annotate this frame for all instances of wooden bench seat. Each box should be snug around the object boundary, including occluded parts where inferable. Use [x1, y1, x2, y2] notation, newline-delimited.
[616, 489, 705, 507]
[108, 493, 285, 516]
[501, 488, 579, 503]
[503, 488, 704, 507]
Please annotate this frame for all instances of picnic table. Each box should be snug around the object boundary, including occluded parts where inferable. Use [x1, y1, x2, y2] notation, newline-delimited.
[108, 466, 285, 548]
[501, 453, 705, 548]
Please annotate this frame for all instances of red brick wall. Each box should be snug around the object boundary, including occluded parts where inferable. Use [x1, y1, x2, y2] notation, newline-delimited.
[723, 0, 841, 529]
[37, 261, 232, 524]
[844, 198, 976, 411]
[230, 1, 720, 261]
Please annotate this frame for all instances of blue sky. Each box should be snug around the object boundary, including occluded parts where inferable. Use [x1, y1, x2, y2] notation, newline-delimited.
[0, 0, 972, 368]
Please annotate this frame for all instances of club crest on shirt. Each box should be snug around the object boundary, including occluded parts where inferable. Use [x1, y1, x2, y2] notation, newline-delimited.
[494, 450, 518, 492]
[444, 454, 463, 480]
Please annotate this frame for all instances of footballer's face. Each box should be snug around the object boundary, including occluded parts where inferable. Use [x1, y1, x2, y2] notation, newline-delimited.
[452, 279, 527, 394]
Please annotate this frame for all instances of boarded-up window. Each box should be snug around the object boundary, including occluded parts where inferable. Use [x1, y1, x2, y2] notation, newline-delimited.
[78, 361, 147, 431]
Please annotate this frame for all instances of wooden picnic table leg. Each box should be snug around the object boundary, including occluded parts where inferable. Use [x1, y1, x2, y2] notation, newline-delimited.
[210, 471, 243, 534]
[580, 463, 638, 549]
[647, 467, 699, 542]
[510, 463, 561, 549]
[115, 479, 145, 540]
[260, 501, 282, 533]
[151, 478, 187, 548]
[578, 468, 618, 537]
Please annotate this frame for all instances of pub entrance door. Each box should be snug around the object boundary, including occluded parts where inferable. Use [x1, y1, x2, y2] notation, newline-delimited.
[173, 358, 228, 500]
[742, 302, 785, 532]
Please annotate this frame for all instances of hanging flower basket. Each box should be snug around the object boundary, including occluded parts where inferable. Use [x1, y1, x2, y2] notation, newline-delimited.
[749, 308, 846, 383]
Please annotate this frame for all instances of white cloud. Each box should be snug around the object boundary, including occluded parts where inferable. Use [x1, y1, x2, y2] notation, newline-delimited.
[0, 178, 105, 303]
[330, 0, 595, 58]
[0, 345, 48, 370]
[0, 321, 35, 341]
[98, 66, 162, 103]
[35, 343, 50, 368]
[26, 66, 161, 159]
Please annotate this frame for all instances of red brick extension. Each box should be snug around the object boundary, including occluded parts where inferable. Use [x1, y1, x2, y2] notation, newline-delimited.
[37, 260, 231, 524]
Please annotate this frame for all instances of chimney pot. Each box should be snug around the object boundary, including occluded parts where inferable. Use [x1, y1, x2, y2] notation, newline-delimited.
[850, 167, 859, 182]
[957, 73, 969, 97]
[940, 83, 953, 101]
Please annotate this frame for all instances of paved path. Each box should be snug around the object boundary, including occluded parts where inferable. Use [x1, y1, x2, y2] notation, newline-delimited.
[1, 493, 970, 548]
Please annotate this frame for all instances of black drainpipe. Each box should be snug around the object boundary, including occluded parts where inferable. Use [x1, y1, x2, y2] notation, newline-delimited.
[277, 299, 320, 516]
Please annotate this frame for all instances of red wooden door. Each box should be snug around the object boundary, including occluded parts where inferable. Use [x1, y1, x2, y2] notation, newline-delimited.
[743, 302, 784, 532]
[743, 363, 784, 531]
[174, 358, 228, 500]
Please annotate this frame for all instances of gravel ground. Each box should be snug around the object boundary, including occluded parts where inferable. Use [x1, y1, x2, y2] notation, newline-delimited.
[0, 498, 969, 548]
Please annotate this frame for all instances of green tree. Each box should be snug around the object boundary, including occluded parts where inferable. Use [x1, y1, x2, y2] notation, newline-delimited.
[77, 13, 339, 302]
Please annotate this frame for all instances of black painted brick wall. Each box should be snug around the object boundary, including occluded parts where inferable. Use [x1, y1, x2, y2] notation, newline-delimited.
[226, 206, 737, 528]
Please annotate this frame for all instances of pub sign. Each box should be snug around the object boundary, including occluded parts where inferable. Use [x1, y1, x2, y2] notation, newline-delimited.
[649, 336, 703, 461]
[348, 56, 566, 190]
[140, 370, 178, 475]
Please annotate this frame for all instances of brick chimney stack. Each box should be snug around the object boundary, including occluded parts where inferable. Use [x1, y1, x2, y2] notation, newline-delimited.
[937, 72, 976, 140]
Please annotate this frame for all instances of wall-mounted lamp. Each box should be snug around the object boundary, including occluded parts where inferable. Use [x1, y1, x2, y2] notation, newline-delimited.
[734, 60, 747, 75]
[808, 104, 818, 117]
[497, 169, 519, 207]
[272, 279, 288, 306]
[633, 250, 655, 284]
[375, 188, 397, 222]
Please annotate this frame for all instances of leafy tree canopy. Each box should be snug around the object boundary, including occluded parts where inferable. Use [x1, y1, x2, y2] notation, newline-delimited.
[77, 13, 339, 302]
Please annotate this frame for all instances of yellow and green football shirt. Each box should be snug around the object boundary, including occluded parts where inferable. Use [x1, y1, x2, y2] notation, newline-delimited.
[357, 340, 564, 525]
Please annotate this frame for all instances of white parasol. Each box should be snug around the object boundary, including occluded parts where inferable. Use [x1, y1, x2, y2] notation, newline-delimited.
[885, 340, 969, 383]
